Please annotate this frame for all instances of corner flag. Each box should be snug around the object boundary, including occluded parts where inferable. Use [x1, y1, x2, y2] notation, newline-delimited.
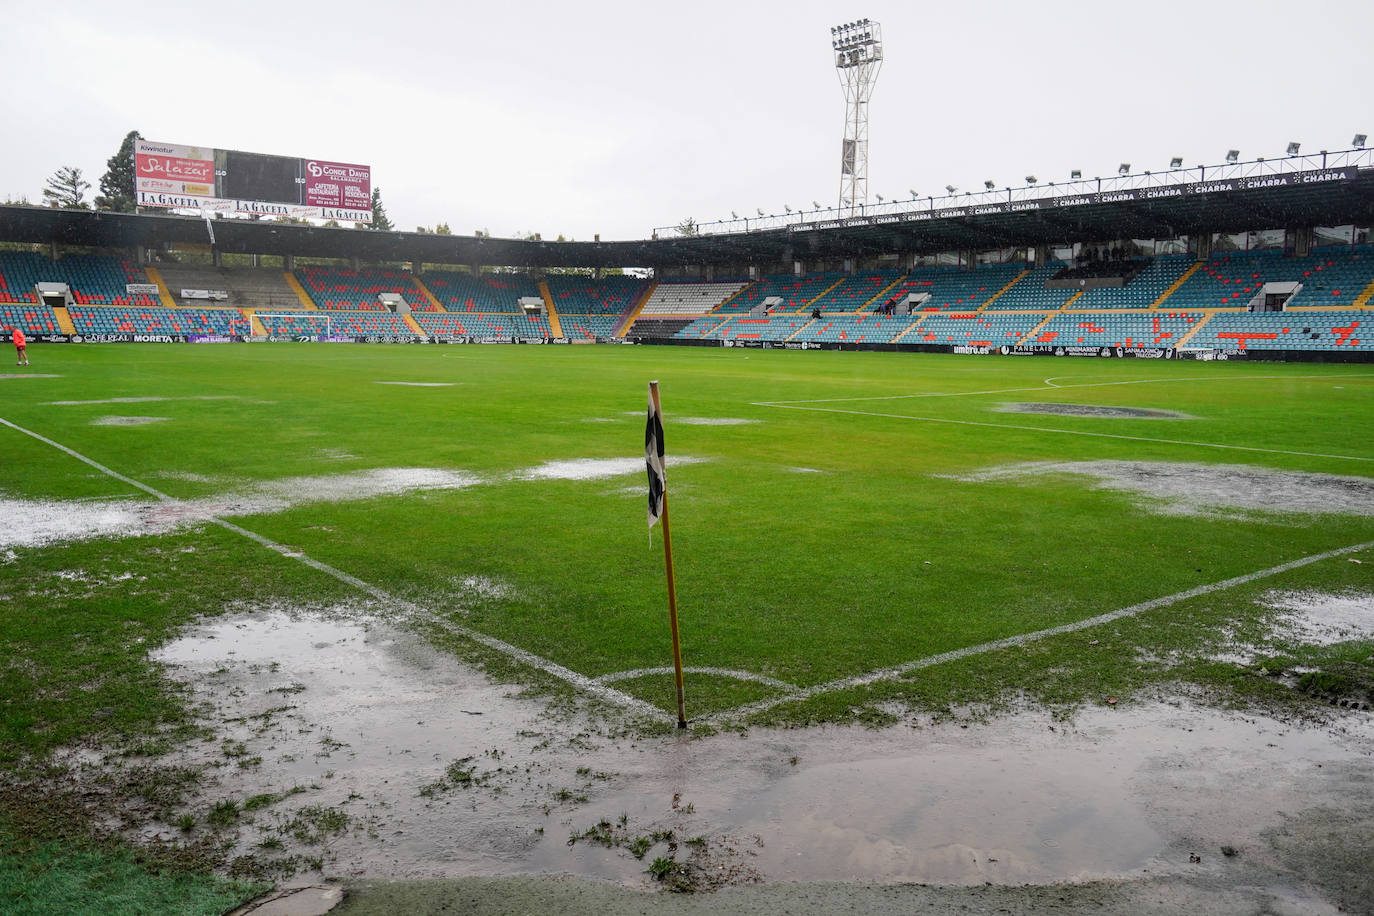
[646, 383, 666, 529]
[646, 380, 687, 727]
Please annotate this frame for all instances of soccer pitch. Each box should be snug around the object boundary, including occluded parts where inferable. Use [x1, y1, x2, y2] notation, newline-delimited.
[3, 343, 1373, 742]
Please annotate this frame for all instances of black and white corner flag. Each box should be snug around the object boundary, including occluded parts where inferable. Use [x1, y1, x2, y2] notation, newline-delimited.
[646, 383, 666, 529]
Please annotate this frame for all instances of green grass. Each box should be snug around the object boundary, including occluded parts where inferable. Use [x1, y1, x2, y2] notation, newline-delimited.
[2, 344, 1372, 728]
[3, 342, 1373, 905]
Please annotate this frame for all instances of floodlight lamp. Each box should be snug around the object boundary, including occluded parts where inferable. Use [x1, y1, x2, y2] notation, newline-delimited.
[1353, 133, 1367, 148]
[1170, 157, 1183, 168]
[731, 211, 739, 219]
[984, 180, 995, 190]
[909, 189, 918, 198]
[1118, 163, 1130, 175]
[876, 193, 884, 202]
[756, 208, 764, 217]
[812, 200, 821, 209]
[1025, 175, 1037, 184]
[1286, 141, 1301, 155]
[945, 184, 956, 193]
[1070, 169, 1082, 179]
[784, 204, 792, 213]
[1225, 149, 1240, 163]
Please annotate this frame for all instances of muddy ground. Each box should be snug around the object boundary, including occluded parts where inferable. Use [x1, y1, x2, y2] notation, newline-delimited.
[144, 605, 1374, 915]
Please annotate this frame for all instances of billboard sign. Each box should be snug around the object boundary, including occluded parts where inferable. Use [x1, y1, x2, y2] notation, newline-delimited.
[135, 139, 372, 222]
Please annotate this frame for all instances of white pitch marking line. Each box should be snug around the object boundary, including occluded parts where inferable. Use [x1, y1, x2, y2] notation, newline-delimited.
[755, 372, 1374, 406]
[703, 538, 1374, 726]
[753, 402, 1374, 463]
[0, 416, 674, 724]
[597, 667, 798, 690]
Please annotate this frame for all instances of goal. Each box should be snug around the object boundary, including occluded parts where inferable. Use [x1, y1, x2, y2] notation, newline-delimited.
[254, 312, 333, 339]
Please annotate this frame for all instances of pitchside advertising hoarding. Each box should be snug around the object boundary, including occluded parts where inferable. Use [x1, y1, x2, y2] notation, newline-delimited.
[134, 139, 372, 222]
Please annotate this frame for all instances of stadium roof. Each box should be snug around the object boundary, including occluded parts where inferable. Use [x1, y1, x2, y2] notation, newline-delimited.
[2, 165, 1372, 269]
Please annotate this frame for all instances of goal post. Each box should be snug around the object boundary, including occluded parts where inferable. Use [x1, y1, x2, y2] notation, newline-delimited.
[254, 312, 333, 339]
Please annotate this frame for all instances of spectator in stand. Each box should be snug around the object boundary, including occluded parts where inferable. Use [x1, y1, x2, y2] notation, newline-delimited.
[10, 326, 28, 366]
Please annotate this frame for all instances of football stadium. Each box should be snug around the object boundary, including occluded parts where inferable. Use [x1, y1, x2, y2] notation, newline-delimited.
[3, 5, 1374, 916]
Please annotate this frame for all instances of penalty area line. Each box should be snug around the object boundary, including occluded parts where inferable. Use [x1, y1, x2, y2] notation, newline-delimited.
[703, 538, 1374, 726]
[0, 416, 673, 725]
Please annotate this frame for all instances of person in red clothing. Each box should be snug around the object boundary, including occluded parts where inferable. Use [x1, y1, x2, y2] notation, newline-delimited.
[9, 326, 27, 366]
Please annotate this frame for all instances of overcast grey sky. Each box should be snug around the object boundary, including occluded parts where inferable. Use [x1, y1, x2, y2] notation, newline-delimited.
[4, 0, 1370, 241]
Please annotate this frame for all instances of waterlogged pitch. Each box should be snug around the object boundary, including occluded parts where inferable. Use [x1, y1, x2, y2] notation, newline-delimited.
[2, 343, 1373, 732]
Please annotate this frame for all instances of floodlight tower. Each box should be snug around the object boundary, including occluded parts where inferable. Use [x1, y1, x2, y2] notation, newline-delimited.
[831, 18, 883, 216]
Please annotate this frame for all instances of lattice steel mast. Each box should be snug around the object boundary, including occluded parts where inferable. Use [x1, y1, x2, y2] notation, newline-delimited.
[831, 19, 883, 216]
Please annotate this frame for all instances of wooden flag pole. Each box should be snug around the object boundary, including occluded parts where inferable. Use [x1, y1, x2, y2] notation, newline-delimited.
[650, 381, 688, 728]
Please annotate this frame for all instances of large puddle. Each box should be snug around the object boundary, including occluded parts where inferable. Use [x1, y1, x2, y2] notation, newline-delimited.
[151, 607, 1374, 889]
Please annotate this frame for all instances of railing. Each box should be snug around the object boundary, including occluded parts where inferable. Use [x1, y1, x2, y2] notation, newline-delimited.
[655, 148, 1374, 239]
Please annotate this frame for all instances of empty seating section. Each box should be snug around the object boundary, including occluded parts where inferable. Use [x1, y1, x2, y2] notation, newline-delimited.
[673, 316, 735, 339]
[421, 270, 540, 313]
[561, 315, 618, 339]
[1161, 248, 1369, 311]
[0, 304, 59, 334]
[1185, 312, 1371, 351]
[980, 263, 1076, 311]
[908, 313, 1045, 345]
[258, 310, 416, 337]
[1071, 255, 1194, 310]
[67, 307, 242, 335]
[294, 266, 432, 311]
[810, 270, 904, 313]
[1283, 245, 1374, 309]
[546, 276, 648, 316]
[0, 252, 156, 306]
[890, 263, 1023, 312]
[640, 281, 748, 316]
[721, 274, 842, 314]
[413, 314, 472, 338]
[1027, 312, 1202, 347]
[792, 313, 913, 343]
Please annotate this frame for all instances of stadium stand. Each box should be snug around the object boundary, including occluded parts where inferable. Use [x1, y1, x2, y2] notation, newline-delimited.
[0, 252, 157, 307]
[637, 281, 750, 316]
[560, 315, 619, 339]
[810, 270, 904, 313]
[421, 270, 540, 312]
[257, 310, 418, 338]
[906, 312, 1045, 345]
[154, 264, 304, 310]
[294, 265, 435, 311]
[879, 263, 1023, 312]
[791, 312, 914, 343]
[0, 304, 60, 334]
[978, 262, 1078, 311]
[1024, 312, 1203, 348]
[720, 273, 842, 314]
[545, 275, 648, 315]
[1161, 247, 1374, 311]
[1070, 254, 1195, 310]
[412, 314, 473, 338]
[67, 306, 242, 335]
[1185, 311, 1371, 351]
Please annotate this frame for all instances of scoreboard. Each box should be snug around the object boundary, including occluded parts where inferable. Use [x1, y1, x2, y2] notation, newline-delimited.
[134, 139, 372, 222]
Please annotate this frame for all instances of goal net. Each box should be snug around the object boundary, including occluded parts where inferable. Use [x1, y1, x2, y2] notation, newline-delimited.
[254, 313, 333, 339]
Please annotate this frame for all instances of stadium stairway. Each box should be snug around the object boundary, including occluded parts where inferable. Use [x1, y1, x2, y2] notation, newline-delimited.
[283, 272, 318, 309]
[1352, 275, 1374, 310]
[412, 278, 447, 313]
[1017, 311, 1061, 344]
[53, 305, 76, 334]
[858, 273, 910, 312]
[143, 267, 180, 309]
[537, 280, 563, 337]
[241, 309, 267, 336]
[1174, 314, 1212, 348]
[799, 276, 848, 313]
[1151, 261, 1204, 309]
[890, 316, 927, 342]
[401, 314, 428, 339]
[616, 280, 658, 336]
[978, 269, 1032, 310]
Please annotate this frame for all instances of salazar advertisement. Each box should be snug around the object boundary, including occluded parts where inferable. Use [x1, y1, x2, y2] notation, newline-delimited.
[134, 139, 372, 222]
